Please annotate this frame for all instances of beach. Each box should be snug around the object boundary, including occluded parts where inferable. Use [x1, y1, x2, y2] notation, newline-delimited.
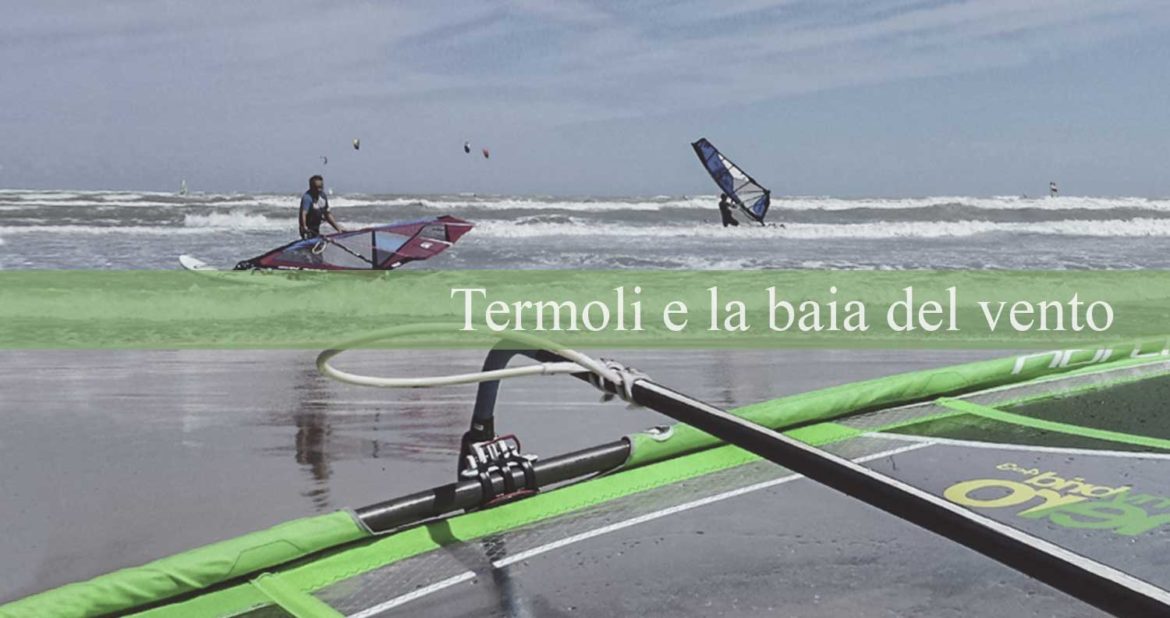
[0, 347, 1006, 603]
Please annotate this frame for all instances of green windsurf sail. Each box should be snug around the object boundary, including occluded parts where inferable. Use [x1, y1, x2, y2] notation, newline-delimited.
[7, 341, 1170, 617]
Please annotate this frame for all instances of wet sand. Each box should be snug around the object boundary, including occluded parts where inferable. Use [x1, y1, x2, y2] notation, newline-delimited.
[0, 348, 1005, 602]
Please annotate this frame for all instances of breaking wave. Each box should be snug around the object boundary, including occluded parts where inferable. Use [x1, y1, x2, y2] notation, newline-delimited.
[182, 212, 289, 231]
[474, 218, 1170, 240]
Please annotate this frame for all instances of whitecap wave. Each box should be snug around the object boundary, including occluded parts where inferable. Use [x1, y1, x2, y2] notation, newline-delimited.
[0, 225, 212, 235]
[410, 197, 705, 212]
[6, 190, 1170, 215]
[473, 218, 1170, 240]
[97, 192, 149, 202]
[771, 196, 1170, 212]
[182, 212, 290, 231]
[0, 191, 84, 201]
[0, 200, 201, 208]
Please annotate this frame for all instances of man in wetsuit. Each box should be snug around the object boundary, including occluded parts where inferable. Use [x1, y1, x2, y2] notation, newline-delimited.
[718, 193, 740, 227]
[299, 175, 344, 239]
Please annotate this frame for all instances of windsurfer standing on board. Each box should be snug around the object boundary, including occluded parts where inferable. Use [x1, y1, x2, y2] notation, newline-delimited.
[300, 175, 345, 239]
[718, 193, 740, 228]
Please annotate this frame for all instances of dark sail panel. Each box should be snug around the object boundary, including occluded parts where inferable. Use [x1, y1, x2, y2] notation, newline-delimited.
[691, 138, 771, 224]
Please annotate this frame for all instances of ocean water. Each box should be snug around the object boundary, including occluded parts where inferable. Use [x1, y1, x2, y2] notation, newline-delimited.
[2, 189, 1169, 269]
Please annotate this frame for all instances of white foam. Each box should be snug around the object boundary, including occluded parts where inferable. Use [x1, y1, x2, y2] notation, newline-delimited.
[781, 218, 1170, 238]
[5, 190, 1170, 214]
[184, 194, 708, 212]
[204, 195, 411, 209]
[218, 195, 299, 209]
[96, 193, 148, 202]
[0, 200, 195, 208]
[2, 191, 84, 201]
[182, 212, 290, 231]
[770, 196, 1170, 211]
[393, 197, 707, 212]
[473, 218, 1170, 240]
[0, 226, 213, 236]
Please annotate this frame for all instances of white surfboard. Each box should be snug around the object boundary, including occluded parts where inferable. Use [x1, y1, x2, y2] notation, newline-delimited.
[179, 254, 218, 272]
[179, 254, 320, 288]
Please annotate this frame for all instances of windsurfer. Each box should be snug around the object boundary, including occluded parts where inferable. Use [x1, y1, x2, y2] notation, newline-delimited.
[300, 175, 345, 239]
[718, 193, 740, 228]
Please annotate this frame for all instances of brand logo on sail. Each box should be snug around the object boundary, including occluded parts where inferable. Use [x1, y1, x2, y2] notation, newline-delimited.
[944, 463, 1170, 537]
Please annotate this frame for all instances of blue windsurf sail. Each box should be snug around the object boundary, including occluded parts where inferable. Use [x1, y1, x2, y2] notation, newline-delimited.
[691, 138, 771, 224]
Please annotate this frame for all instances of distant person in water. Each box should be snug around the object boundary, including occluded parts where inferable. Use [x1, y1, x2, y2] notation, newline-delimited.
[718, 193, 740, 227]
[299, 175, 344, 239]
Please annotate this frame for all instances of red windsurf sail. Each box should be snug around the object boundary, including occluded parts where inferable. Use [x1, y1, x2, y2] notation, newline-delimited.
[234, 215, 474, 271]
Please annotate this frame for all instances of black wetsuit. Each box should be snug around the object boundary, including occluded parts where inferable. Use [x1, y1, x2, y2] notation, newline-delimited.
[300, 190, 330, 239]
[719, 199, 740, 227]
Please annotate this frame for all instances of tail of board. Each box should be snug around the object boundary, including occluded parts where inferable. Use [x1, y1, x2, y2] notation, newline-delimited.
[178, 254, 216, 272]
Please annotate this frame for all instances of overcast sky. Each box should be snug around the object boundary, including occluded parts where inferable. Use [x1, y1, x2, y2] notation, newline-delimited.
[4, 1, 1169, 196]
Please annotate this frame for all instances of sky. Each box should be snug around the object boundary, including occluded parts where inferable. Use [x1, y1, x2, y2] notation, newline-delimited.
[3, 0, 1170, 197]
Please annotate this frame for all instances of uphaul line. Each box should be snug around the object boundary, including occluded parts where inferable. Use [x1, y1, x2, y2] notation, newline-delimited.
[452, 286, 1115, 334]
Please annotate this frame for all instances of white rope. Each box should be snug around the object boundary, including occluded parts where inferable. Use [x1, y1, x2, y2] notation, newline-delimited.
[588, 359, 648, 404]
[316, 324, 644, 402]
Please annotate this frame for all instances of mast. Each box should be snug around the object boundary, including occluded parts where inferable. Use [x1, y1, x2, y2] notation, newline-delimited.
[537, 350, 1170, 617]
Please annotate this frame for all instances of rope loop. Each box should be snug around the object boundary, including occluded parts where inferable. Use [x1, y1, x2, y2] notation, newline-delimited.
[317, 324, 648, 404]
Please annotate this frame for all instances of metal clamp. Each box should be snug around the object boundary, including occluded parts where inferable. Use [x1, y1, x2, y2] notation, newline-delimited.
[459, 434, 539, 506]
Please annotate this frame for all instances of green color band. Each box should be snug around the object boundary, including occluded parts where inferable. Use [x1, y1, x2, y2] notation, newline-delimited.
[938, 397, 1170, 451]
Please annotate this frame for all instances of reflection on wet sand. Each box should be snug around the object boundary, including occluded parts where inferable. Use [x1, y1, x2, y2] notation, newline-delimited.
[282, 361, 472, 511]
[292, 367, 334, 510]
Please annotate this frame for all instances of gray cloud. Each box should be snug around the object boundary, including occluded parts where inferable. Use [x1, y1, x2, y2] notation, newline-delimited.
[3, 1, 1169, 195]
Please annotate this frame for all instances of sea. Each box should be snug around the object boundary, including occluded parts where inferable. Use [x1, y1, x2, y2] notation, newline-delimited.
[2, 189, 1169, 269]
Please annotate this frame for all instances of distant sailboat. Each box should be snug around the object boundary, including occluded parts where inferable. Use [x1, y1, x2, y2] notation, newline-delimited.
[179, 179, 188, 196]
